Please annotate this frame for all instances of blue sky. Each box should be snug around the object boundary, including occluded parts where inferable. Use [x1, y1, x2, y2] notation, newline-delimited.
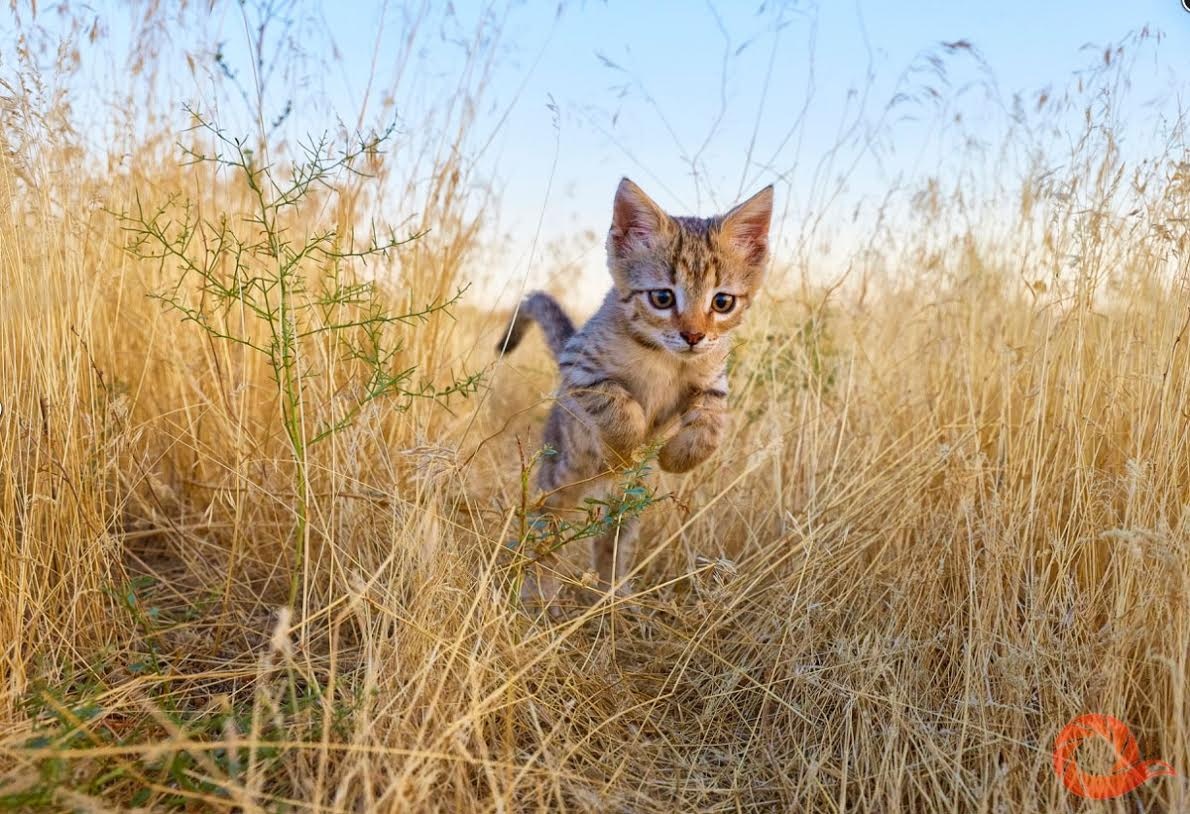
[9, 1, 1187, 295]
[314, 0, 1189, 293]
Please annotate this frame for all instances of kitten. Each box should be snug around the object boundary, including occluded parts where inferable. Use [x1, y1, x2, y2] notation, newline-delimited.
[498, 177, 773, 606]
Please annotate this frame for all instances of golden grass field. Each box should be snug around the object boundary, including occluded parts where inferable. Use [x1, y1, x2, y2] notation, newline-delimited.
[1, 7, 1189, 812]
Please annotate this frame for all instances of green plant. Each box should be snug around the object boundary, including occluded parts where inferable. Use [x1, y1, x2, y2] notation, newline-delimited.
[509, 442, 663, 602]
[119, 111, 481, 607]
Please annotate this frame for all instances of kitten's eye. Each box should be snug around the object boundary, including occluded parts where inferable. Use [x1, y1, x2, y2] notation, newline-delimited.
[711, 293, 736, 313]
[647, 289, 676, 309]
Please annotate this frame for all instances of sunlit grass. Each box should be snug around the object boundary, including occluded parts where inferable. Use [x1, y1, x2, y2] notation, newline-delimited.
[1, 5, 1188, 812]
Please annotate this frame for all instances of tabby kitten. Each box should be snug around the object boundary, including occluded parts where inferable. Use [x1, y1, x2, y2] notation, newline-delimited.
[499, 177, 773, 604]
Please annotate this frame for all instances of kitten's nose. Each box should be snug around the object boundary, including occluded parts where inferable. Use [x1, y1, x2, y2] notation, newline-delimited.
[679, 331, 705, 347]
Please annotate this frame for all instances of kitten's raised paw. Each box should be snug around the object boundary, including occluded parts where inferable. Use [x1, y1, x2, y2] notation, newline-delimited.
[659, 432, 711, 473]
[601, 399, 648, 456]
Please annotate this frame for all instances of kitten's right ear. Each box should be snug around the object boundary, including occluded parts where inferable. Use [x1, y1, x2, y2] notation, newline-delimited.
[609, 178, 667, 257]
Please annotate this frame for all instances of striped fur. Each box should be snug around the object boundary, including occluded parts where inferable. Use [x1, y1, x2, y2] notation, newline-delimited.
[506, 178, 773, 606]
[496, 291, 576, 359]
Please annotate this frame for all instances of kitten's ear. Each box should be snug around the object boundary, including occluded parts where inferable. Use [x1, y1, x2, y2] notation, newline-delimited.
[720, 185, 774, 266]
[609, 178, 668, 257]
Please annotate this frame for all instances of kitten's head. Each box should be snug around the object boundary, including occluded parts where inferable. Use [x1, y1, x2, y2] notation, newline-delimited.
[605, 178, 773, 357]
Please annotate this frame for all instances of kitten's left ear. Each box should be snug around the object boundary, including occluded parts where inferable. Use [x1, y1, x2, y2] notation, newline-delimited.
[720, 185, 774, 266]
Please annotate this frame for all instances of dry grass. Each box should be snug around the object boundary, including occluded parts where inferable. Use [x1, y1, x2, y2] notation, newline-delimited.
[2, 6, 1189, 812]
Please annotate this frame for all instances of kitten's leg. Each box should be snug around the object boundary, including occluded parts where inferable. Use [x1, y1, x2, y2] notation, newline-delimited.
[564, 378, 648, 462]
[659, 387, 729, 473]
[550, 391, 645, 598]
[519, 409, 603, 615]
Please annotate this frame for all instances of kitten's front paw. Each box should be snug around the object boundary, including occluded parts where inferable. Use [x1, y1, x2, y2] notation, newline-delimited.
[659, 427, 717, 473]
[601, 399, 648, 456]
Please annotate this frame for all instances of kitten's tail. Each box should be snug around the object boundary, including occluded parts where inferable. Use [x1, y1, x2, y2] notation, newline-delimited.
[495, 291, 576, 361]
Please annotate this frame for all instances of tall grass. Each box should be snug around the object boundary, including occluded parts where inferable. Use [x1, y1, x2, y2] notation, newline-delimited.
[1, 5, 1189, 812]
